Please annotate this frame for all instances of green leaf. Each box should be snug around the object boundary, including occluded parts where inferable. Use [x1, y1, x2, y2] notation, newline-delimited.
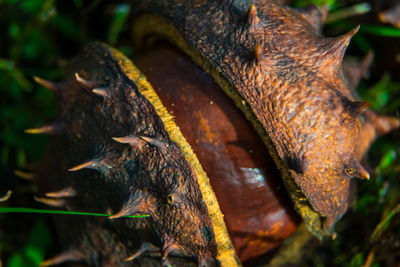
[107, 4, 130, 45]
[7, 218, 51, 267]
[360, 25, 400, 37]
[370, 203, 400, 243]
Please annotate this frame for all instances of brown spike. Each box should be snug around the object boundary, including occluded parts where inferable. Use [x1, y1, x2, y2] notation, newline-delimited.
[33, 76, 58, 92]
[0, 190, 12, 202]
[354, 162, 370, 180]
[13, 169, 35, 180]
[342, 98, 370, 118]
[112, 136, 146, 151]
[355, 101, 371, 115]
[345, 161, 370, 180]
[140, 136, 154, 143]
[140, 136, 168, 153]
[34, 196, 65, 207]
[161, 242, 181, 265]
[75, 73, 98, 89]
[110, 191, 155, 219]
[112, 136, 140, 144]
[254, 44, 263, 65]
[108, 206, 135, 219]
[68, 160, 98, 172]
[92, 88, 111, 99]
[330, 25, 360, 62]
[39, 250, 85, 267]
[248, 4, 259, 32]
[126, 242, 153, 261]
[24, 123, 59, 135]
[45, 187, 76, 198]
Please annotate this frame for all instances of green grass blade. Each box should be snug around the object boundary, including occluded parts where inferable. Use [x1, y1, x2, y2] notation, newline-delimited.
[370, 203, 400, 243]
[360, 25, 400, 37]
[0, 207, 150, 218]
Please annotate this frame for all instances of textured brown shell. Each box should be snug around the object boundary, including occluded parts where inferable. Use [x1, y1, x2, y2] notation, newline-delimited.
[130, 0, 373, 237]
[30, 1, 400, 266]
[34, 43, 239, 266]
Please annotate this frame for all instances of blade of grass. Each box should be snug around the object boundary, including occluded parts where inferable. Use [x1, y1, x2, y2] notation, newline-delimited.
[326, 3, 371, 24]
[360, 25, 400, 37]
[0, 207, 150, 218]
[369, 202, 400, 243]
[107, 3, 130, 45]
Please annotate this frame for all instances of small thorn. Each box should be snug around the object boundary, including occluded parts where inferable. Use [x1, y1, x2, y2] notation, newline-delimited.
[24, 124, 58, 135]
[112, 136, 147, 151]
[75, 73, 98, 89]
[355, 101, 371, 115]
[248, 4, 259, 32]
[112, 136, 139, 144]
[140, 136, 168, 153]
[45, 187, 76, 198]
[358, 168, 370, 180]
[109, 207, 133, 219]
[68, 160, 98, 172]
[0, 190, 12, 202]
[39, 250, 84, 267]
[254, 44, 263, 64]
[13, 169, 35, 180]
[140, 136, 155, 143]
[322, 25, 360, 72]
[33, 76, 58, 92]
[342, 98, 370, 117]
[345, 161, 370, 180]
[333, 25, 360, 56]
[111, 192, 155, 219]
[34, 196, 65, 207]
[92, 88, 111, 98]
[125, 242, 153, 261]
[161, 242, 180, 267]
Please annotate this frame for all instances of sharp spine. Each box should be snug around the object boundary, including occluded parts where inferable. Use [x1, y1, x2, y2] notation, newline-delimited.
[0, 190, 12, 202]
[34, 196, 66, 207]
[354, 101, 371, 116]
[330, 25, 360, 62]
[13, 169, 35, 180]
[24, 123, 59, 135]
[68, 160, 97, 172]
[39, 250, 84, 267]
[112, 136, 140, 144]
[126, 242, 153, 261]
[75, 73, 99, 89]
[92, 88, 111, 98]
[140, 136, 168, 152]
[33, 76, 58, 92]
[45, 187, 76, 198]
[108, 207, 133, 219]
[248, 4, 259, 32]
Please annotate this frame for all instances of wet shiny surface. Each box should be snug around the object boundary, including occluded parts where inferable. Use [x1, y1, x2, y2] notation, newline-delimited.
[134, 43, 301, 262]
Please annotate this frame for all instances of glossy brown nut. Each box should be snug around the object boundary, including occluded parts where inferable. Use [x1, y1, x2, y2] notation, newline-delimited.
[135, 43, 301, 262]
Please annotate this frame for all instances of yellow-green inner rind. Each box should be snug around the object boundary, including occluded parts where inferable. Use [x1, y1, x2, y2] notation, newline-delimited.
[105, 44, 241, 266]
[131, 14, 326, 240]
